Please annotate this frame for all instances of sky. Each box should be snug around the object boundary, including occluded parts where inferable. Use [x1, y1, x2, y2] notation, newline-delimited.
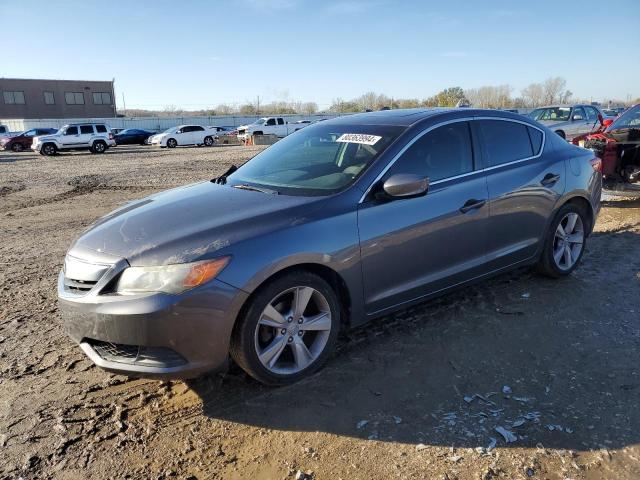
[2, 0, 639, 110]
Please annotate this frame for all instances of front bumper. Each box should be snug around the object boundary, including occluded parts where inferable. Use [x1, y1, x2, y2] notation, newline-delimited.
[58, 262, 248, 379]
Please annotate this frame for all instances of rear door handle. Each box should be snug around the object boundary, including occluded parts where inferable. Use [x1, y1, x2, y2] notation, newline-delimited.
[459, 199, 486, 213]
[541, 173, 560, 187]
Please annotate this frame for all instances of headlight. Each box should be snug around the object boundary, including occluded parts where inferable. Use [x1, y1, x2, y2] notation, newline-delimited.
[115, 257, 230, 295]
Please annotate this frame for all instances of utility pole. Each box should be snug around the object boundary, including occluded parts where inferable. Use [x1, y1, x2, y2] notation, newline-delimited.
[122, 92, 127, 117]
[256, 95, 260, 115]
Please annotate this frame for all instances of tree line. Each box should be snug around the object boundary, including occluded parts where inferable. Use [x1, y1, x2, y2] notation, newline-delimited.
[118, 77, 636, 117]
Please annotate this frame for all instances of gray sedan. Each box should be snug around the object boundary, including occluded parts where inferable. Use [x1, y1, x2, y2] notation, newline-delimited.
[528, 104, 604, 140]
[58, 109, 602, 385]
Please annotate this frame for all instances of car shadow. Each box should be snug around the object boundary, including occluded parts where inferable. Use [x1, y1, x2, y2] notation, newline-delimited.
[186, 229, 640, 452]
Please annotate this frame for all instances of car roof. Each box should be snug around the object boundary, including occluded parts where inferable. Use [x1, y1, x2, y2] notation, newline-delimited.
[321, 108, 529, 127]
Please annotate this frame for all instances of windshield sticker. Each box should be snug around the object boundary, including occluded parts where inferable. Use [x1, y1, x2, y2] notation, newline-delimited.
[336, 133, 382, 145]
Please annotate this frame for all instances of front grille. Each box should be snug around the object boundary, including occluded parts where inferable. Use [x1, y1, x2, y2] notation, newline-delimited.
[63, 255, 112, 294]
[88, 339, 187, 368]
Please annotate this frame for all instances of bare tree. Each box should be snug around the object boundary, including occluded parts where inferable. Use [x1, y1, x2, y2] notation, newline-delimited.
[521, 82, 545, 107]
[466, 85, 514, 108]
[543, 77, 568, 104]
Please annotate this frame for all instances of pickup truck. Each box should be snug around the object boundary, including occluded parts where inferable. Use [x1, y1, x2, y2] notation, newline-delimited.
[236, 117, 308, 141]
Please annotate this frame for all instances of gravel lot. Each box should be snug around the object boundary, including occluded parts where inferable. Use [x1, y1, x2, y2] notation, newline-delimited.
[1, 145, 639, 480]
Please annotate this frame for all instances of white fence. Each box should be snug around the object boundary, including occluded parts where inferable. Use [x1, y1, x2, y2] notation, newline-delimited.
[0, 114, 345, 133]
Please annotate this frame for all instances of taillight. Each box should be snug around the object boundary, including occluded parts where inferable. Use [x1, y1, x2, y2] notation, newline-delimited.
[109, 133, 114, 140]
[590, 157, 602, 173]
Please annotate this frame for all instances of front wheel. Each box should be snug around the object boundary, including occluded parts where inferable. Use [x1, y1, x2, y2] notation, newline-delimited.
[230, 271, 340, 385]
[536, 203, 587, 278]
[166, 138, 177, 148]
[41, 143, 57, 156]
[11, 143, 24, 152]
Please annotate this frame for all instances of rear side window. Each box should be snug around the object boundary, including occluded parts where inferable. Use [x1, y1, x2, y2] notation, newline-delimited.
[477, 120, 534, 167]
[95, 125, 107, 133]
[388, 121, 474, 182]
[192, 126, 204, 132]
[527, 126, 543, 155]
[277, 118, 285, 125]
[80, 125, 94, 134]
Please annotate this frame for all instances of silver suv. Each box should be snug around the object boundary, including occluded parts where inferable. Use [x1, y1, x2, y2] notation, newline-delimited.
[32, 123, 116, 155]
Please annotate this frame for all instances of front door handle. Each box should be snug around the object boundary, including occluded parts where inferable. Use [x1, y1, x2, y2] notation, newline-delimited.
[541, 173, 560, 187]
[459, 199, 486, 213]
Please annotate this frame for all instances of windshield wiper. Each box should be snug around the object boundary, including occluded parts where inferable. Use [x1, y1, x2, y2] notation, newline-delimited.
[212, 165, 238, 184]
[232, 184, 279, 195]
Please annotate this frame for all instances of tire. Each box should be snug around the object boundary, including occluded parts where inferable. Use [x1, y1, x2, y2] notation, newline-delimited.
[536, 203, 588, 278]
[91, 141, 107, 154]
[555, 130, 566, 140]
[204, 136, 214, 147]
[41, 143, 57, 156]
[230, 271, 340, 385]
[166, 138, 177, 148]
[11, 143, 24, 152]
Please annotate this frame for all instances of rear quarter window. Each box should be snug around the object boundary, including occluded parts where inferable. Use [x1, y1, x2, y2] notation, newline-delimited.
[478, 120, 534, 167]
[527, 126, 544, 155]
[95, 125, 107, 133]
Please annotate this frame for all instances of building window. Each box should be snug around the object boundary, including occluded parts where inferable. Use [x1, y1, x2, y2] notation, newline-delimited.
[92, 92, 112, 105]
[65, 92, 85, 105]
[3, 91, 25, 104]
[43, 91, 55, 105]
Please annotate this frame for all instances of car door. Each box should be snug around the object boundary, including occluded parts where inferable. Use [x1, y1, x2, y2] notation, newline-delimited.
[78, 125, 95, 146]
[191, 126, 205, 144]
[358, 120, 489, 314]
[569, 107, 589, 138]
[477, 118, 565, 269]
[60, 126, 81, 147]
[21, 129, 37, 148]
[605, 106, 640, 178]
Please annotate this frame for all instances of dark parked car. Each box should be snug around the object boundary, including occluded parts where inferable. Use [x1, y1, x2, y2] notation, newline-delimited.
[114, 129, 154, 145]
[58, 109, 601, 385]
[573, 104, 640, 196]
[0, 128, 57, 152]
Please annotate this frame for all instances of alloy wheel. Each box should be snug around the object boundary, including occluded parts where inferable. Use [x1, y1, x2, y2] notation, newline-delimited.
[553, 212, 584, 270]
[254, 286, 332, 375]
[12, 143, 23, 152]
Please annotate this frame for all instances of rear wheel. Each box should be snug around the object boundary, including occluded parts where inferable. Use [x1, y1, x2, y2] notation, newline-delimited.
[536, 203, 587, 278]
[204, 136, 214, 147]
[41, 143, 57, 156]
[230, 271, 340, 385]
[11, 143, 24, 152]
[166, 138, 177, 148]
[91, 141, 107, 154]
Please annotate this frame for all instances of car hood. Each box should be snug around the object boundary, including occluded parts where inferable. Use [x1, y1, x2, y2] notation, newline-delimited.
[34, 134, 59, 142]
[70, 181, 321, 266]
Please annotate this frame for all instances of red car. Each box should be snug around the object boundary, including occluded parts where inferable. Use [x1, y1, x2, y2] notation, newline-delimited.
[573, 105, 640, 196]
[0, 128, 57, 152]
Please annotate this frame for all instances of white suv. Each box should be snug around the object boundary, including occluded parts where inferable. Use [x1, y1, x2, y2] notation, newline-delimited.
[148, 125, 216, 148]
[32, 123, 116, 155]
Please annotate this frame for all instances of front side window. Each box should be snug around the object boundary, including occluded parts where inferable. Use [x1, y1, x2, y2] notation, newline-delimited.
[65, 126, 78, 135]
[65, 92, 85, 104]
[3, 91, 25, 104]
[80, 125, 94, 134]
[23, 129, 37, 137]
[478, 120, 534, 167]
[227, 124, 404, 195]
[92, 92, 112, 104]
[386, 122, 474, 182]
[585, 106, 599, 121]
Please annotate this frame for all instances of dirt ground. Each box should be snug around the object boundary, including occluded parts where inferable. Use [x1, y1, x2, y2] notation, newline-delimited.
[1, 145, 639, 480]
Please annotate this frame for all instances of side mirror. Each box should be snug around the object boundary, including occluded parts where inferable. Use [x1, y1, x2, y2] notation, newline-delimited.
[572, 114, 583, 121]
[382, 174, 429, 199]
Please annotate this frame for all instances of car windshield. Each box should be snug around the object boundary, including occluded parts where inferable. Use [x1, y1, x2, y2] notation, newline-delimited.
[251, 118, 267, 125]
[227, 123, 405, 196]
[119, 129, 132, 134]
[609, 105, 640, 130]
[531, 107, 572, 122]
[161, 127, 177, 134]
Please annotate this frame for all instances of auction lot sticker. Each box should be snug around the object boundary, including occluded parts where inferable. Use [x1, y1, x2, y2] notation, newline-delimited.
[336, 133, 382, 145]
